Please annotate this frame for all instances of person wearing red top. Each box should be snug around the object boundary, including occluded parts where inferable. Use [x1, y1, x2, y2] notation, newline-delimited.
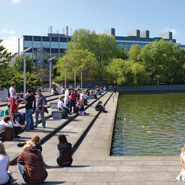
[70, 90, 77, 113]
[9, 92, 17, 115]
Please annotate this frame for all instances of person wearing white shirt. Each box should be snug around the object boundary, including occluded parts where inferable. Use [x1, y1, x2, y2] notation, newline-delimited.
[9, 114, 24, 138]
[0, 116, 13, 141]
[9, 82, 16, 98]
[64, 89, 69, 107]
[58, 96, 70, 116]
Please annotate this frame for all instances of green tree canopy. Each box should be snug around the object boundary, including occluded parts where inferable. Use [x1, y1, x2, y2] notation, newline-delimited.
[13, 55, 33, 73]
[54, 49, 98, 83]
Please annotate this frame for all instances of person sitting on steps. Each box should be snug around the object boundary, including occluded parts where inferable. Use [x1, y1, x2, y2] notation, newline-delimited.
[95, 101, 108, 113]
[57, 134, 73, 167]
[58, 96, 70, 117]
[0, 116, 14, 141]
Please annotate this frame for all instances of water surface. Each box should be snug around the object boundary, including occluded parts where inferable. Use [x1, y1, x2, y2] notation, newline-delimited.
[111, 93, 185, 156]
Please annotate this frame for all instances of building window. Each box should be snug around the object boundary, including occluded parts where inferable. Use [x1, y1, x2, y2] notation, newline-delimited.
[25, 52, 32, 58]
[42, 37, 50, 41]
[33, 41, 42, 48]
[51, 42, 58, 48]
[24, 41, 32, 48]
[33, 37, 41, 41]
[60, 42, 67, 49]
[24, 36, 32, 41]
[51, 48, 58, 53]
[43, 48, 50, 53]
[51, 37, 58, 42]
[60, 49, 65, 53]
[42, 41, 50, 48]
[60, 37, 67, 42]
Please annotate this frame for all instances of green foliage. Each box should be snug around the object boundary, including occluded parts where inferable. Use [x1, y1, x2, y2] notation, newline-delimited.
[0, 40, 42, 90]
[11, 72, 42, 90]
[67, 29, 123, 80]
[107, 58, 149, 87]
[13, 55, 33, 73]
[54, 49, 98, 83]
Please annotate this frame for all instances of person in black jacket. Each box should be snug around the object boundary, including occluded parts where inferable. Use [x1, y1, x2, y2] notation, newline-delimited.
[95, 101, 108, 113]
[57, 134, 73, 167]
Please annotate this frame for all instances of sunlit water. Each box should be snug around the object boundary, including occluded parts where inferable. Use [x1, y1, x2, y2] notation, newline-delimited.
[111, 93, 185, 156]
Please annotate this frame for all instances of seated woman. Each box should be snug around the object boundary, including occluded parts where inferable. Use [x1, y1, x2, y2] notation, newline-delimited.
[103, 86, 106, 91]
[32, 135, 42, 152]
[17, 141, 47, 184]
[90, 89, 97, 99]
[17, 135, 42, 152]
[76, 101, 89, 115]
[57, 134, 73, 167]
[10, 113, 25, 138]
[58, 96, 70, 117]
[4, 104, 10, 116]
[0, 142, 21, 185]
[0, 116, 13, 141]
[95, 101, 108, 113]
[84, 93, 88, 105]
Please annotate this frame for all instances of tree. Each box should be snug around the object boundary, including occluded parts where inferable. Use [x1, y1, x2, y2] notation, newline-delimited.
[54, 49, 98, 83]
[0, 40, 16, 88]
[67, 29, 121, 80]
[13, 55, 33, 73]
[107, 58, 149, 87]
[11, 72, 42, 90]
[128, 44, 141, 62]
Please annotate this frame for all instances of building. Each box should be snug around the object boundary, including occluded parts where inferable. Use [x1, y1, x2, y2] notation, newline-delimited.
[104, 28, 185, 51]
[18, 26, 71, 66]
[18, 27, 185, 64]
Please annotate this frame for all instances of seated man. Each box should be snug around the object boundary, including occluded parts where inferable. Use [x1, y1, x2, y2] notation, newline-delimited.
[95, 101, 108, 113]
[0, 116, 13, 141]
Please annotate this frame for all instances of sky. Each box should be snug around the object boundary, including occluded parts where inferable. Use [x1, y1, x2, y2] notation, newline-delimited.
[0, 0, 185, 54]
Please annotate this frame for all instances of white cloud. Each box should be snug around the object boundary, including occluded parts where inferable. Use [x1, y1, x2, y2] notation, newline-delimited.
[164, 27, 178, 36]
[1, 29, 14, 34]
[12, 0, 22, 4]
[2, 36, 18, 54]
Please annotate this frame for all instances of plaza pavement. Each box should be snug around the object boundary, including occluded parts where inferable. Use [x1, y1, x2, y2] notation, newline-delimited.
[8, 92, 184, 184]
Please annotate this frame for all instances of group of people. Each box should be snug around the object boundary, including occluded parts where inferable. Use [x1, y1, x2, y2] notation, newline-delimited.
[0, 82, 47, 141]
[0, 134, 72, 184]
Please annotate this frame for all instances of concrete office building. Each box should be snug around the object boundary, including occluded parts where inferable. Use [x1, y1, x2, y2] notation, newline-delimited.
[18, 26, 71, 65]
[18, 27, 185, 64]
[104, 28, 185, 51]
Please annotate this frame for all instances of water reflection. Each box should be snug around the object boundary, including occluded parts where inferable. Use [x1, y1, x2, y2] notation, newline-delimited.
[111, 93, 185, 156]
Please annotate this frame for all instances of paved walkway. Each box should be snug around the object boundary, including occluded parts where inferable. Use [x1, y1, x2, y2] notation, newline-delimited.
[9, 92, 184, 185]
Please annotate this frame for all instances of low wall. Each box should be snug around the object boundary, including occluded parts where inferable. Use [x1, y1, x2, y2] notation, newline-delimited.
[55, 81, 185, 93]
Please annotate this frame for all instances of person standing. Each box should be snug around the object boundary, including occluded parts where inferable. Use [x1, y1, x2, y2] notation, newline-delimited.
[24, 89, 34, 131]
[9, 91, 17, 115]
[9, 82, 16, 97]
[70, 90, 77, 113]
[109, 85, 112, 92]
[34, 89, 46, 128]
[64, 88, 70, 107]
[114, 86, 117, 93]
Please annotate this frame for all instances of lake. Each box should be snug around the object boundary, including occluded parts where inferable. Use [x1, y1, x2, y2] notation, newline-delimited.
[111, 93, 185, 156]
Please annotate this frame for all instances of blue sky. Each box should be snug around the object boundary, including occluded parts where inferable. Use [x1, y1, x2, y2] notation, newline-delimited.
[0, 0, 185, 54]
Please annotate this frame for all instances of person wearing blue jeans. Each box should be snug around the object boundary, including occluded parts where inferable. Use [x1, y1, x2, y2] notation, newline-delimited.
[35, 108, 45, 127]
[18, 164, 30, 183]
[34, 89, 46, 128]
[24, 89, 34, 131]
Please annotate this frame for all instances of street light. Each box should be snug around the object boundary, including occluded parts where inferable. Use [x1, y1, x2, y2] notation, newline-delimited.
[63, 62, 70, 88]
[47, 56, 55, 94]
[73, 65, 79, 89]
[80, 68, 84, 89]
[21, 47, 32, 96]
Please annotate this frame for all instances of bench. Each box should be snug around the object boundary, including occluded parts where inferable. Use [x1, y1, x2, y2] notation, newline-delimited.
[50, 102, 58, 109]
[52, 110, 63, 119]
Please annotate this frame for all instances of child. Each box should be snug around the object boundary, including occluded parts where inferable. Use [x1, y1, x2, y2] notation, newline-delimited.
[76, 101, 89, 115]
[176, 145, 185, 181]
[57, 134, 73, 167]
[32, 135, 42, 152]
[4, 104, 10, 116]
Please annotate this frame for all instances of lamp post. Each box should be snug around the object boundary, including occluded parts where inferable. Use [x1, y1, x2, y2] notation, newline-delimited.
[63, 62, 70, 88]
[80, 68, 84, 89]
[47, 56, 55, 94]
[21, 47, 32, 96]
[73, 66, 78, 89]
